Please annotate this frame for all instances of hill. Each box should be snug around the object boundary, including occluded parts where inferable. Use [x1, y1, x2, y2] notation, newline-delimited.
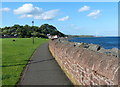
[1, 24, 65, 38]
[67, 35, 95, 38]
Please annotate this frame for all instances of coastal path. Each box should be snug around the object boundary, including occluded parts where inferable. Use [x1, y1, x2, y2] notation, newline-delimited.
[19, 43, 73, 85]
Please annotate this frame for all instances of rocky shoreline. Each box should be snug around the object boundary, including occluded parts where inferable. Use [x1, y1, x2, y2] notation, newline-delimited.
[55, 38, 119, 58]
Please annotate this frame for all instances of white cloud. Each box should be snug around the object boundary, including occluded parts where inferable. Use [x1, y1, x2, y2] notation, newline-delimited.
[20, 14, 33, 18]
[0, 8, 10, 12]
[14, 4, 43, 15]
[87, 10, 101, 18]
[34, 9, 59, 20]
[78, 6, 90, 12]
[58, 16, 69, 21]
[13, 3, 59, 20]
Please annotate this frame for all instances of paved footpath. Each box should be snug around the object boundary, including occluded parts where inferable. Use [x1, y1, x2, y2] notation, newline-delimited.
[19, 43, 73, 85]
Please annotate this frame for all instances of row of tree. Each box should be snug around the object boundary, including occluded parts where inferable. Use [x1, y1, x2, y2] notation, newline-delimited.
[1, 24, 65, 38]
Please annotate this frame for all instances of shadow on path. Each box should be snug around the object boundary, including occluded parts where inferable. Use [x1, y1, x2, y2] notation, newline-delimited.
[1, 58, 54, 67]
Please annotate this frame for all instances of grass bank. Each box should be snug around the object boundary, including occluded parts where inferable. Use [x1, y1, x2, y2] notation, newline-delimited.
[2, 38, 49, 86]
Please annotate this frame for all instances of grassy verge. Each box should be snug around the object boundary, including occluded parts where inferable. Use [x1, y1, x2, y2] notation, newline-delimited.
[2, 38, 48, 86]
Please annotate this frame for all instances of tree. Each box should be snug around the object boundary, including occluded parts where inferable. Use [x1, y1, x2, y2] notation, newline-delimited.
[1, 24, 65, 38]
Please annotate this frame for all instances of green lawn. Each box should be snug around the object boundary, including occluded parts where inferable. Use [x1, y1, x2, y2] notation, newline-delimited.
[2, 38, 49, 86]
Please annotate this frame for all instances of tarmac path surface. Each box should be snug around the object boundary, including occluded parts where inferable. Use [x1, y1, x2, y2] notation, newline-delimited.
[19, 43, 73, 85]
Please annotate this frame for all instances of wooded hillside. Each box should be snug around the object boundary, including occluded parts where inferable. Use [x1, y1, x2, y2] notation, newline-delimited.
[1, 24, 65, 38]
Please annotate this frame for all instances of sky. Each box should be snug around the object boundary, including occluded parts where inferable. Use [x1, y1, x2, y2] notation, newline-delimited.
[1, 2, 118, 36]
[1, 0, 119, 2]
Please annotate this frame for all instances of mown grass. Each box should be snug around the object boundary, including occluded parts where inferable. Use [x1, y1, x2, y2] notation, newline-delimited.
[2, 38, 49, 86]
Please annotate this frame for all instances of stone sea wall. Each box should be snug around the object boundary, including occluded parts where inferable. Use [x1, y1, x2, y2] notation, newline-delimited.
[49, 39, 120, 86]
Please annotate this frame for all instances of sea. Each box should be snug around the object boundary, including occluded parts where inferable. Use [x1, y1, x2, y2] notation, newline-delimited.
[68, 37, 120, 49]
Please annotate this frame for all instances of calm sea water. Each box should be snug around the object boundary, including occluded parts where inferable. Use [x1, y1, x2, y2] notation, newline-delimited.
[68, 37, 120, 49]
